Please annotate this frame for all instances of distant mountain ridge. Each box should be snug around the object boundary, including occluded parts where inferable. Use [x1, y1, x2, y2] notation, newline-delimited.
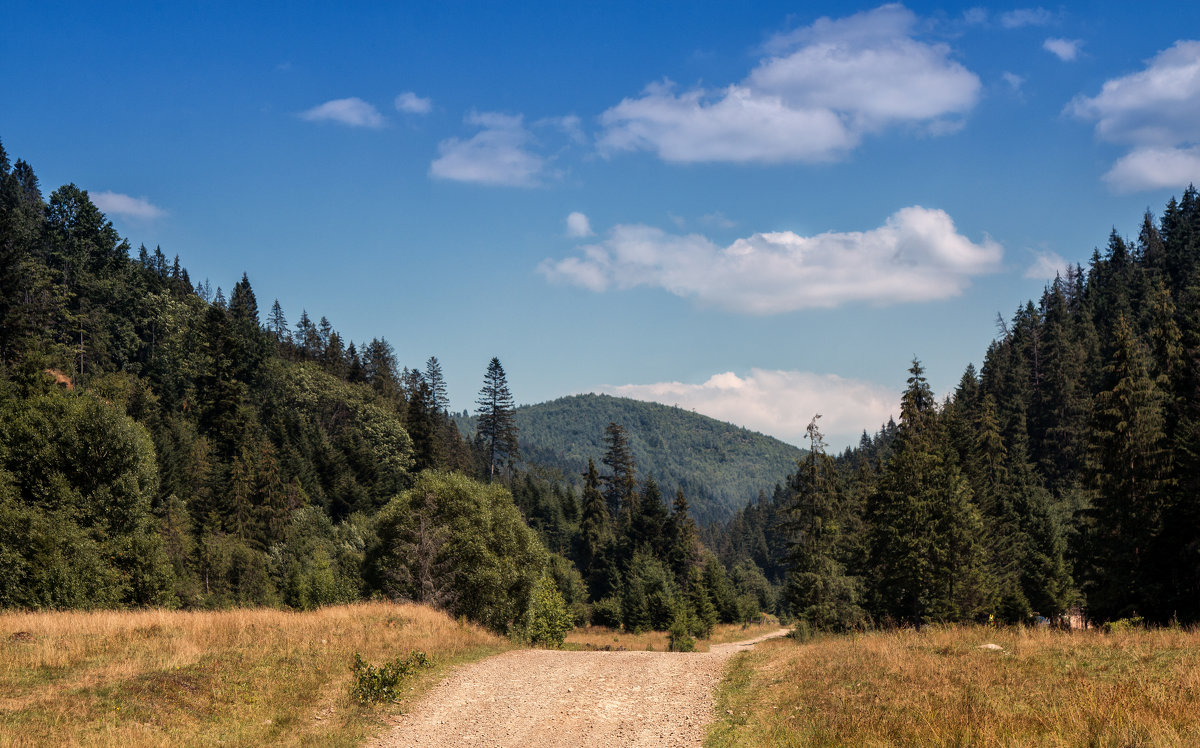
[456, 393, 803, 524]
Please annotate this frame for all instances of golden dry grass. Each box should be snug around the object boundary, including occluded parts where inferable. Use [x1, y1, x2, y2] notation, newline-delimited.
[564, 618, 781, 652]
[0, 602, 510, 747]
[707, 625, 1200, 747]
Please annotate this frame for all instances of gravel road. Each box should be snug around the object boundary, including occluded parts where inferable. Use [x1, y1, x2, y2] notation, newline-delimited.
[373, 628, 787, 748]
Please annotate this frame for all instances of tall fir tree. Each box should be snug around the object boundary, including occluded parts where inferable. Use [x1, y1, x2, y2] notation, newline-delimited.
[475, 357, 518, 478]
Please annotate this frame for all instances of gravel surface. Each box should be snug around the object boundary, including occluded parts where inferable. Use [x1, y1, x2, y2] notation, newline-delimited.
[373, 629, 787, 748]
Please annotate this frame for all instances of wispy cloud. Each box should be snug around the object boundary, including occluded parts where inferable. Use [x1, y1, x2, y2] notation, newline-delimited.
[395, 91, 432, 115]
[430, 112, 544, 187]
[1002, 72, 1025, 92]
[91, 191, 165, 220]
[597, 5, 979, 164]
[1025, 250, 1069, 279]
[602, 369, 898, 449]
[540, 206, 1002, 314]
[1043, 37, 1082, 61]
[566, 211, 593, 238]
[299, 97, 385, 128]
[999, 8, 1053, 29]
[1069, 40, 1200, 191]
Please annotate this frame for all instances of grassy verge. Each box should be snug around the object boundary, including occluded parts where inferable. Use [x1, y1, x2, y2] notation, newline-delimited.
[0, 602, 510, 747]
[564, 618, 781, 653]
[707, 625, 1200, 747]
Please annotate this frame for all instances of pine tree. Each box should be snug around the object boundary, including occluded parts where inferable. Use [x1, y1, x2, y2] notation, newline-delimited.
[784, 415, 862, 630]
[601, 422, 637, 519]
[666, 490, 699, 585]
[474, 357, 518, 478]
[266, 299, 288, 345]
[867, 359, 990, 625]
[578, 458, 616, 599]
[425, 356, 449, 414]
[1083, 314, 1170, 620]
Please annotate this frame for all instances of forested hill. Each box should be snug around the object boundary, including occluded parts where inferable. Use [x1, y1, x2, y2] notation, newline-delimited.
[456, 393, 803, 524]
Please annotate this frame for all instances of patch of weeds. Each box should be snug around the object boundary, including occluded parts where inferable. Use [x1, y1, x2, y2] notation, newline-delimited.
[349, 650, 432, 705]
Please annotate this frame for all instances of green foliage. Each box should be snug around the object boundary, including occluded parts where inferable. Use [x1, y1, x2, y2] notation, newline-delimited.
[523, 574, 573, 647]
[349, 650, 432, 704]
[368, 471, 547, 632]
[667, 608, 695, 652]
[591, 596, 623, 628]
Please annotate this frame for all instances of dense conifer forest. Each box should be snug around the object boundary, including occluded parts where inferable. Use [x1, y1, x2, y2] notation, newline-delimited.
[3, 138, 1199, 633]
[717, 190, 1200, 628]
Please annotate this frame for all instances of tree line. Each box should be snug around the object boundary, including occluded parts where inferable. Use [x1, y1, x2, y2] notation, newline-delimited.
[718, 188, 1200, 629]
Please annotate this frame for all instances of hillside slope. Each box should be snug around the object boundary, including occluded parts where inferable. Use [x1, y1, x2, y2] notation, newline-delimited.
[458, 393, 802, 523]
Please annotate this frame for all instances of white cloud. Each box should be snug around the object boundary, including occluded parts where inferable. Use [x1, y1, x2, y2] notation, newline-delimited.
[1025, 250, 1069, 279]
[598, 5, 980, 164]
[299, 97, 385, 128]
[1070, 41, 1200, 191]
[395, 91, 432, 114]
[540, 206, 1002, 314]
[566, 211, 593, 237]
[1103, 146, 1200, 193]
[1043, 38, 1082, 61]
[430, 112, 544, 187]
[1002, 72, 1025, 92]
[601, 369, 898, 449]
[91, 191, 165, 220]
[1000, 8, 1053, 28]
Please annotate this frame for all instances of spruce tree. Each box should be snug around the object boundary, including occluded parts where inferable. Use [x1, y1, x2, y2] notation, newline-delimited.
[784, 415, 862, 630]
[601, 422, 637, 519]
[474, 357, 518, 478]
[1083, 314, 1170, 620]
[424, 356, 449, 414]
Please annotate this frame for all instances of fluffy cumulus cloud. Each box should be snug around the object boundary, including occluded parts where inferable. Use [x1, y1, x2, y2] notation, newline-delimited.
[601, 369, 898, 449]
[1070, 41, 1200, 191]
[540, 206, 1002, 314]
[395, 91, 432, 114]
[91, 191, 165, 220]
[566, 211, 593, 238]
[597, 5, 980, 164]
[1043, 38, 1082, 61]
[299, 97, 385, 128]
[430, 112, 544, 187]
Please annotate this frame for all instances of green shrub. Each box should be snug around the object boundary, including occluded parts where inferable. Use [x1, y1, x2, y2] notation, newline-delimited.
[789, 619, 814, 643]
[668, 609, 695, 652]
[1102, 616, 1145, 634]
[349, 650, 432, 704]
[524, 574, 573, 647]
[591, 596, 623, 628]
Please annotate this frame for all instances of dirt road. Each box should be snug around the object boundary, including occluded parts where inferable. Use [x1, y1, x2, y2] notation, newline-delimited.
[374, 628, 787, 748]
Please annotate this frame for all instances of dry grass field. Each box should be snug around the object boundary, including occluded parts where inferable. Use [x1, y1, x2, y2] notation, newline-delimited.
[564, 618, 782, 652]
[706, 624, 1200, 747]
[0, 602, 510, 747]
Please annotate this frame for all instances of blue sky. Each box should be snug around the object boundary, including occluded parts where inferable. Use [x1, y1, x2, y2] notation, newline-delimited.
[4, 1, 1199, 449]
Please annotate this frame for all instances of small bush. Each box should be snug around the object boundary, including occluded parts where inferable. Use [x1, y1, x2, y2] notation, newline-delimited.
[349, 650, 432, 704]
[524, 574, 573, 648]
[1102, 616, 1144, 634]
[789, 619, 813, 643]
[591, 596, 623, 628]
[669, 609, 695, 652]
